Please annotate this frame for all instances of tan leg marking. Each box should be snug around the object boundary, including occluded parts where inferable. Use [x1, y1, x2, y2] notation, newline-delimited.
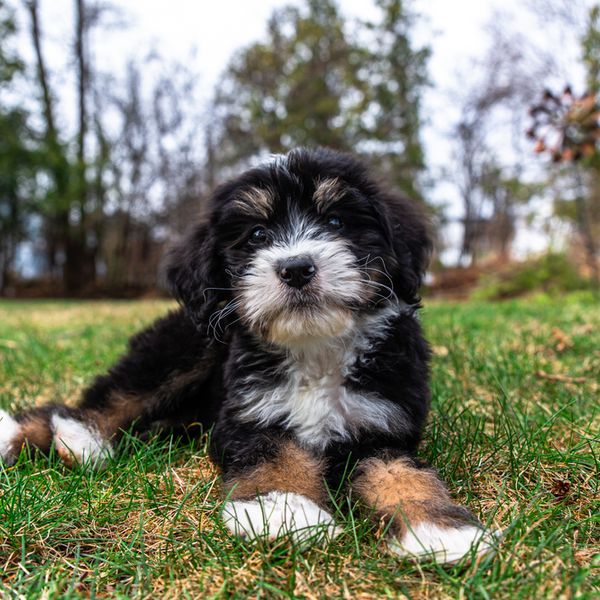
[352, 457, 498, 563]
[352, 457, 478, 539]
[88, 392, 150, 440]
[10, 414, 54, 459]
[93, 362, 214, 439]
[221, 442, 338, 546]
[223, 442, 328, 507]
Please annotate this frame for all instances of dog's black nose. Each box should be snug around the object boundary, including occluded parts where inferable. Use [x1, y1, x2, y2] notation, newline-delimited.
[278, 258, 317, 289]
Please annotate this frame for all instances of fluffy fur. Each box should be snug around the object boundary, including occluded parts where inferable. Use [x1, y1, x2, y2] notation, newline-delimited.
[0, 148, 495, 563]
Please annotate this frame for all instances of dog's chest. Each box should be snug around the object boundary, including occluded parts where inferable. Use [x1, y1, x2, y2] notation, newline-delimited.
[236, 314, 404, 450]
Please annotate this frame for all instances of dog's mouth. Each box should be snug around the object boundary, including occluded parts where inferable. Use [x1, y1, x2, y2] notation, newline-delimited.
[236, 285, 358, 346]
[283, 294, 365, 317]
[260, 302, 356, 346]
[279, 287, 326, 307]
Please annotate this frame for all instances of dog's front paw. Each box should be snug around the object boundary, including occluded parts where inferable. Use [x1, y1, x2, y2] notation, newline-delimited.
[388, 523, 498, 564]
[222, 491, 339, 548]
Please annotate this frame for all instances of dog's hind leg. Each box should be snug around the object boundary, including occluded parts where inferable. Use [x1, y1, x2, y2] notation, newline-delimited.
[0, 379, 156, 469]
[0, 403, 115, 469]
[0, 309, 219, 469]
[0, 372, 209, 470]
[352, 456, 497, 564]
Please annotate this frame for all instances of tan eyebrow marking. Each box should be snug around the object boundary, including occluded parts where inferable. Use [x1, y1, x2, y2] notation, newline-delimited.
[232, 187, 275, 220]
[313, 178, 348, 212]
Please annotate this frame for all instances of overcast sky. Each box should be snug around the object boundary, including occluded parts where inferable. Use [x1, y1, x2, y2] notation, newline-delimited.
[10, 0, 595, 259]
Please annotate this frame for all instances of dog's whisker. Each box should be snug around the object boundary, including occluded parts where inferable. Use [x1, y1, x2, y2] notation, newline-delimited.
[358, 254, 386, 267]
[362, 284, 393, 298]
[208, 299, 242, 340]
[203, 288, 236, 302]
[359, 256, 396, 285]
[210, 303, 241, 333]
[225, 268, 245, 279]
[362, 280, 399, 305]
[363, 264, 393, 280]
[363, 268, 395, 291]
[203, 286, 238, 293]
[222, 314, 246, 332]
[360, 262, 397, 301]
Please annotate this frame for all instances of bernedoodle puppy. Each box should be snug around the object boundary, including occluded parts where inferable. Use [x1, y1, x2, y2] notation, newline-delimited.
[0, 148, 495, 563]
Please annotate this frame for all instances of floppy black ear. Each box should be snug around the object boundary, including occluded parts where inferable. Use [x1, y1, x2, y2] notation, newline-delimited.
[384, 194, 433, 304]
[164, 220, 227, 328]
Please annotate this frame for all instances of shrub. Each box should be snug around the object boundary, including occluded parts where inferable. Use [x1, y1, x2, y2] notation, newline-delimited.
[473, 252, 591, 299]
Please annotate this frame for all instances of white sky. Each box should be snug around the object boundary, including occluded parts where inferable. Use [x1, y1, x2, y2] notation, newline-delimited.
[9, 0, 595, 261]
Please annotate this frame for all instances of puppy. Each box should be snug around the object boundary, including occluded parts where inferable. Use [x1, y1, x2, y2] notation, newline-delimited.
[0, 148, 494, 563]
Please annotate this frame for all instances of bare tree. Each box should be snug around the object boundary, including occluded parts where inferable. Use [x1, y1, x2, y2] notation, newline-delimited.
[25, 0, 72, 286]
[523, 0, 589, 32]
[104, 55, 207, 288]
[0, 0, 31, 295]
[24, 0, 114, 293]
[451, 21, 552, 265]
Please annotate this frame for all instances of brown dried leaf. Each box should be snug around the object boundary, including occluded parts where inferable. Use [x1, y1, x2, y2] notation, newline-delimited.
[551, 478, 571, 499]
[551, 327, 573, 352]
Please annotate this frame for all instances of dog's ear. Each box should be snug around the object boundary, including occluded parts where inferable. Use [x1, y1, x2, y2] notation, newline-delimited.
[164, 220, 227, 328]
[382, 195, 433, 304]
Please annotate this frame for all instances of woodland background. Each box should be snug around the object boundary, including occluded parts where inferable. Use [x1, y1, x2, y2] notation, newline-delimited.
[1, 0, 599, 299]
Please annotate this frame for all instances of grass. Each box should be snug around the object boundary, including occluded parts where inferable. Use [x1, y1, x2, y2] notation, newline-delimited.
[0, 295, 599, 599]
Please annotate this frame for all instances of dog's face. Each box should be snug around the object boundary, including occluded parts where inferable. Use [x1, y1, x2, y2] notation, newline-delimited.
[166, 148, 431, 346]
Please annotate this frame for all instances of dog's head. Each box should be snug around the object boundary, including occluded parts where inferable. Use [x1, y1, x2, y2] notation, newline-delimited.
[166, 148, 431, 346]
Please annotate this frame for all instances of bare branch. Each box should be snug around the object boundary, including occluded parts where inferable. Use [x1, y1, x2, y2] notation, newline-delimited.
[24, 0, 57, 142]
[522, 0, 589, 33]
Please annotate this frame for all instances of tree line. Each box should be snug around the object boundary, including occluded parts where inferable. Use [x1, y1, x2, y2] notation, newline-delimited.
[0, 0, 432, 296]
[0, 0, 599, 296]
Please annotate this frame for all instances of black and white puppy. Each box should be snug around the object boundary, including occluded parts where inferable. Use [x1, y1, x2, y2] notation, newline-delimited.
[0, 148, 494, 563]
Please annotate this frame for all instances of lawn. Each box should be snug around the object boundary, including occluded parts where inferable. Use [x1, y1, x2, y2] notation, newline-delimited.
[0, 295, 599, 599]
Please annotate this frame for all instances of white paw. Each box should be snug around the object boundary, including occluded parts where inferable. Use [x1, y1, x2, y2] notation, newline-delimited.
[52, 415, 113, 469]
[222, 491, 339, 548]
[388, 522, 498, 564]
[0, 410, 20, 466]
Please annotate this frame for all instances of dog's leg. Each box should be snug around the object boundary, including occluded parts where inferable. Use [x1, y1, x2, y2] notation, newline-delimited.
[0, 385, 156, 469]
[220, 442, 339, 547]
[352, 456, 496, 564]
[0, 379, 208, 470]
[0, 309, 217, 469]
[0, 377, 212, 469]
[0, 404, 115, 469]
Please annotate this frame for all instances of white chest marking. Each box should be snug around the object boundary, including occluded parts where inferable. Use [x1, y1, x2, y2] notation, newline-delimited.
[237, 306, 409, 450]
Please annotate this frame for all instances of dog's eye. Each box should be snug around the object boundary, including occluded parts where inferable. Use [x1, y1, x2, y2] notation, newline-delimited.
[249, 228, 269, 246]
[327, 217, 344, 230]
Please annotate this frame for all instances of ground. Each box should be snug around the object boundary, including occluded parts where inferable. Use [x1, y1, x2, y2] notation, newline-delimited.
[0, 295, 598, 599]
